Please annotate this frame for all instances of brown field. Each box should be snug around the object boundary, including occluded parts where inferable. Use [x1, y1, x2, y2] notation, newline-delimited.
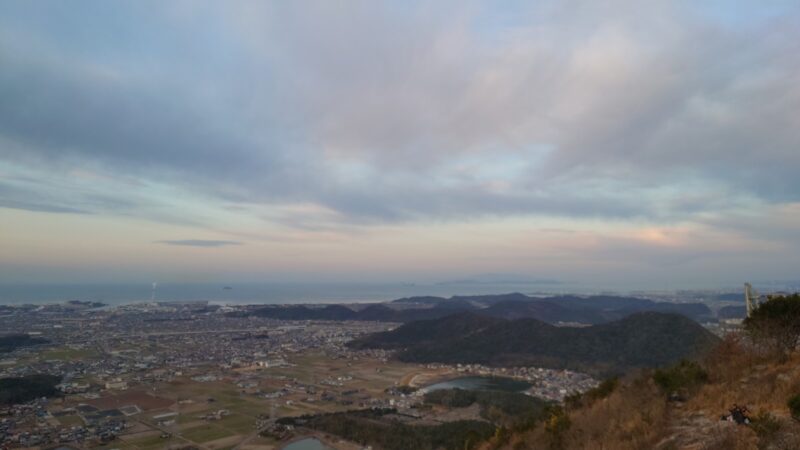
[56, 414, 84, 427]
[74, 351, 455, 449]
[119, 430, 181, 450]
[240, 435, 281, 450]
[204, 434, 244, 449]
[181, 423, 236, 443]
[84, 389, 174, 411]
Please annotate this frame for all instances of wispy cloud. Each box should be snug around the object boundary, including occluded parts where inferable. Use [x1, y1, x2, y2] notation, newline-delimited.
[0, 181, 91, 214]
[0, 199, 90, 214]
[156, 240, 243, 248]
[0, 1, 797, 228]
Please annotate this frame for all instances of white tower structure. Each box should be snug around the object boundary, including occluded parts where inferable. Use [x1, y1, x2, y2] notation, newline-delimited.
[744, 282, 759, 318]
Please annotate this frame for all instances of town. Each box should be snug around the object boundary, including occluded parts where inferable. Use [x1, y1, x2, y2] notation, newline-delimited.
[0, 301, 598, 449]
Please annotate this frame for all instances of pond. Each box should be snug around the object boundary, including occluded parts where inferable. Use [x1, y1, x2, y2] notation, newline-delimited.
[420, 376, 532, 394]
[281, 437, 331, 450]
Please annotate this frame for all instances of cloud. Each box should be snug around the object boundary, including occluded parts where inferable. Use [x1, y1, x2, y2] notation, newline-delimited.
[0, 180, 91, 214]
[0, 0, 798, 230]
[0, 199, 90, 214]
[156, 240, 243, 247]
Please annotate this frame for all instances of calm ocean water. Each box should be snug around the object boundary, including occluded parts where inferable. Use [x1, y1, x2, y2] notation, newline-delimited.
[0, 282, 599, 306]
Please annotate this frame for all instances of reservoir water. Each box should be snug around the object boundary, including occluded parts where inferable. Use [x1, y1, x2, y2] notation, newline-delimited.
[282, 438, 330, 450]
[420, 376, 532, 394]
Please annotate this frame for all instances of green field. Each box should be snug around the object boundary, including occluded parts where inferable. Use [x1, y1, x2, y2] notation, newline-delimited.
[218, 413, 257, 433]
[95, 441, 137, 450]
[124, 433, 180, 450]
[56, 414, 85, 427]
[182, 424, 235, 443]
[227, 400, 268, 417]
[40, 347, 96, 361]
[176, 411, 207, 424]
[167, 381, 270, 417]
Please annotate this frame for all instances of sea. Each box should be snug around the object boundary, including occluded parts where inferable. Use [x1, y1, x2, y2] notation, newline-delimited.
[0, 281, 602, 306]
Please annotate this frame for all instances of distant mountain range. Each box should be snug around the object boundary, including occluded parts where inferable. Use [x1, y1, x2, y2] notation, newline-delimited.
[246, 292, 714, 324]
[349, 312, 720, 376]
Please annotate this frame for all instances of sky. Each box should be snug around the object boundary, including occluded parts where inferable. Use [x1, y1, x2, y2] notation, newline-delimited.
[1, 0, 799, 288]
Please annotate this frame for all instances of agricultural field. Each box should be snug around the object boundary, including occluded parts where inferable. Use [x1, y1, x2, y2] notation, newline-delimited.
[33, 349, 453, 449]
[39, 347, 97, 361]
[181, 424, 235, 443]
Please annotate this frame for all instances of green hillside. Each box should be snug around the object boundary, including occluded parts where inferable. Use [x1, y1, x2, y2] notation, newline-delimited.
[351, 312, 720, 375]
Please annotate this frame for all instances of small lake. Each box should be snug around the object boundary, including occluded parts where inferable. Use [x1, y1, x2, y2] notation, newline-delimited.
[282, 437, 331, 450]
[420, 376, 532, 394]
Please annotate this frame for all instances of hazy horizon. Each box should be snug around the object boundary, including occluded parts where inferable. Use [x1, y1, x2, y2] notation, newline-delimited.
[2, 1, 799, 286]
[4, 278, 798, 306]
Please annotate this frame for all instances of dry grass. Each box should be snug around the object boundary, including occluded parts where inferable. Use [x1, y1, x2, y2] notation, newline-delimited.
[689, 334, 800, 418]
[480, 374, 669, 450]
[488, 333, 800, 450]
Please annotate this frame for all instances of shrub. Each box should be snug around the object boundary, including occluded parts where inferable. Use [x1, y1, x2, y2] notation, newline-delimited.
[565, 377, 618, 409]
[394, 385, 417, 395]
[788, 394, 800, 420]
[544, 406, 571, 449]
[743, 294, 800, 360]
[424, 389, 550, 427]
[493, 426, 510, 446]
[563, 392, 582, 410]
[424, 388, 476, 408]
[587, 377, 619, 400]
[751, 411, 781, 440]
[652, 360, 708, 395]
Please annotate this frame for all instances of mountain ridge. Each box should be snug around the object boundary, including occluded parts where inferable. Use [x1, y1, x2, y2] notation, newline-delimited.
[247, 292, 714, 324]
[350, 311, 720, 375]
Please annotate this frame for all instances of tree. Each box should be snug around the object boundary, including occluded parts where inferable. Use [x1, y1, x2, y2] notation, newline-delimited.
[743, 294, 800, 360]
[544, 406, 571, 449]
[653, 360, 708, 396]
[0, 374, 61, 405]
[788, 394, 800, 420]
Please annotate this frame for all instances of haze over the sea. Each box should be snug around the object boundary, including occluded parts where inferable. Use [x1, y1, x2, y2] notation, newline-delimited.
[1, 281, 571, 305]
[4, 278, 797, 306]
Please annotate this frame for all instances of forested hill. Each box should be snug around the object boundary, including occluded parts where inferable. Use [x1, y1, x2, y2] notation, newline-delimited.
[246, 293, 713, 324]
[0, 334, 49, 353]
[0, 374, 61, 405]
[246, 303, 475, 322]
[349, 312, 720, 376]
